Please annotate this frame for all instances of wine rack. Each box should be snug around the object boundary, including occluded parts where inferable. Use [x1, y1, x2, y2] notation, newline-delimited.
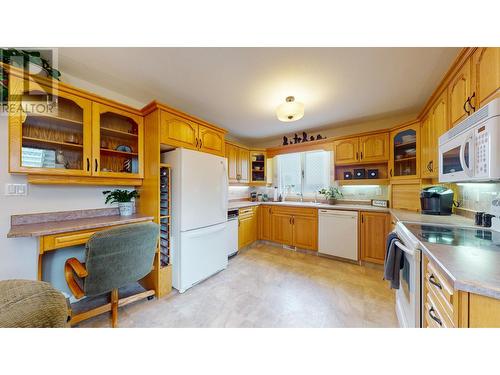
[159, 164, 171, 267]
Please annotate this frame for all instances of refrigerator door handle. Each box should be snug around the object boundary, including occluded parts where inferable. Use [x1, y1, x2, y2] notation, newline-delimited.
[221, 160, 228, 210]
[184, 223, 227, 238]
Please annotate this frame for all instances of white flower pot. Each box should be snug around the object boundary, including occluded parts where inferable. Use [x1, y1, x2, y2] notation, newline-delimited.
[118, 202, 134, 216]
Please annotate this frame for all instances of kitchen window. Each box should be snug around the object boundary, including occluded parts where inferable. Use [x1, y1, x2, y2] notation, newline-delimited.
[277, 150, 332, 198]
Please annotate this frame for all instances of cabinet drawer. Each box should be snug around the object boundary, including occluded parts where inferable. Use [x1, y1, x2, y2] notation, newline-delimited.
[424, 301, 443, 328]
[271, 206, 317, 217]
[425, 293, 451, 328]
[42, 229, 98, 252]
[239, 206, 257, 218]
[426, 260, 454, 307]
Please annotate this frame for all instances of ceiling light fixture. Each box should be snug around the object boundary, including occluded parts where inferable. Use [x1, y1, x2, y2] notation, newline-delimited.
[276, 96, 304, 122]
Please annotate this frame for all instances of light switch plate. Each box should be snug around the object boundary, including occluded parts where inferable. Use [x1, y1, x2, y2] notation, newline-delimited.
[5, 184, 28, 196]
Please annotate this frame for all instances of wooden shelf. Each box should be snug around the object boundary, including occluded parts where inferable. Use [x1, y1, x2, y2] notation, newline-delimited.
[338, 178, 389, 186]
[100, 127, 138, 140]
[28, 175, 142, 186]
[22, 136, 83, 150]
[100, 148, 138, 157]
[394, 156, 416, 162]
[252, 169, 265, 172]
[394, 141, 416, 148]
[25, 113, 83, 130]
[159, 215, 170, 219]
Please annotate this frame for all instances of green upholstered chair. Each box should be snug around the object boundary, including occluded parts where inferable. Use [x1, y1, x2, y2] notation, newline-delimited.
[0, 279, 70, 328]
[65, 222, 159, 327]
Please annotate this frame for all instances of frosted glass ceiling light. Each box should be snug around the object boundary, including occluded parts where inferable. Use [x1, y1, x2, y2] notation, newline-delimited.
[276, 96, 304, 122]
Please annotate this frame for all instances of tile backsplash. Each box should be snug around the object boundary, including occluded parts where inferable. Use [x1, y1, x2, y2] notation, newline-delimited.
[456, 183, 500, 214]
[229, 184, 388, 202]
[338, 185, 388, 201]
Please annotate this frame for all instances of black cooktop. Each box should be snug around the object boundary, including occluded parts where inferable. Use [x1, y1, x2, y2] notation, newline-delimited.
[404, 223, 500, 248]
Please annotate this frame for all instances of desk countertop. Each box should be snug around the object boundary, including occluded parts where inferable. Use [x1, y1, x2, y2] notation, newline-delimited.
[7, 208, 154, 238]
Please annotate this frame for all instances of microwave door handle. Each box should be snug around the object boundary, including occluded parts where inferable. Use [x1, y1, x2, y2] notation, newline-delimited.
[459, 135, 474, 177]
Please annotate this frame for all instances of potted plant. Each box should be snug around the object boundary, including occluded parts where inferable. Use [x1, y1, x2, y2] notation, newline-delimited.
[103, 189, 139, 216]
[318, 186, 343, 205]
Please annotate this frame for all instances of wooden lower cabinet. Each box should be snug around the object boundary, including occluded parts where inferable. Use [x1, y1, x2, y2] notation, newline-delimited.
[270, 207, 318, 250]
[271, 213, 294, 246]
[423, 254, 500, 328]
[468, 294, 500, 328]
[292, 215, 318, 250]
[258, 205, 272, 240]
[360, 211, 390, 264]
[238, 207, 257, 249]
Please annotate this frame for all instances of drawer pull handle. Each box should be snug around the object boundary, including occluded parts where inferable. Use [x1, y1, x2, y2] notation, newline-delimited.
[428, 274, 442, 290]
[428, 306, 443, 326]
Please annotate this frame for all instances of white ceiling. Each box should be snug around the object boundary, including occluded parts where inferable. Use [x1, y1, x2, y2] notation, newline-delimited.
[58, 48, 459, 142]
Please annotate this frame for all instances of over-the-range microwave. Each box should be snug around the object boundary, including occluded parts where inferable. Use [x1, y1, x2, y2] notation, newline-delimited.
[439, 98, 500, 183]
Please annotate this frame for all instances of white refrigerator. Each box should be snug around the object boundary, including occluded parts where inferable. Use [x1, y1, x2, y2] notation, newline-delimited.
[162, 148, 228, 293]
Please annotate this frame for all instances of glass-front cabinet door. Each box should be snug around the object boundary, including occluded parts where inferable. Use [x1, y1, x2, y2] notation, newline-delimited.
[92, 102, 144, 179]
[9, 76, 92, 176]
[390, 123, 420, 179]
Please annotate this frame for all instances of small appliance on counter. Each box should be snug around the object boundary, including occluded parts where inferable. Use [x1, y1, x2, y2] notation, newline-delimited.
[250, 192, 257, 201]
[420, 186, 454, 215]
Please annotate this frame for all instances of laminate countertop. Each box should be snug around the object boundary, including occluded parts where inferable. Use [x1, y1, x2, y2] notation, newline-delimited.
[228, 200, 389, 213]
[393, 211, 500, 299]
[390, 209, 475, 227]
[7, 208, 154, 238]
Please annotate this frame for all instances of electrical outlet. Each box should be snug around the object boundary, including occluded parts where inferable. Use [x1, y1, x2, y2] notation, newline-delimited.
[4, 184, 28, 196]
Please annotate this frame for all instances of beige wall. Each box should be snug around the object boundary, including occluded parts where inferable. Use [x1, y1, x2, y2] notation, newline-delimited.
[249, 112, 417, 148]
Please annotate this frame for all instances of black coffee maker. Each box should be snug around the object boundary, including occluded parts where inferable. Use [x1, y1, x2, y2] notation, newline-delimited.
[420, 186, 454, 215]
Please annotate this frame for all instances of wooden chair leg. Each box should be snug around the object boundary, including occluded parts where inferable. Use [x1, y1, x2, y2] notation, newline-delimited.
[111, 289, 118, 328]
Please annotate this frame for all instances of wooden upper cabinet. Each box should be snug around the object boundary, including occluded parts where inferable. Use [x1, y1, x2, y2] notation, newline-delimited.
[160, 111, 198, 149]
[359, 133, 389, 162]
[420, 115, 433, 179]
[250, 150, 267, 185]
[198, 125, 225, 157]
[471, 47, 500, 109]
[429, 91, 448, 176]
[226, 142, 250, 184]
[238, 147, 250, 183]
[226, 143, 239, 183]
[92, 102, 144, 179]
[449, 59, 471, 127]
[360, 211, 389, 264]
[9, 77, 93, 177]
[390, 122, 420, 180]
[334, 137, 359, 165]
[160, 110, 226, 156]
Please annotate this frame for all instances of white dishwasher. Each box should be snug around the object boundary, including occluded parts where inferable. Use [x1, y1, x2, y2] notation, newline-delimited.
[318, 209, 359, 261]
